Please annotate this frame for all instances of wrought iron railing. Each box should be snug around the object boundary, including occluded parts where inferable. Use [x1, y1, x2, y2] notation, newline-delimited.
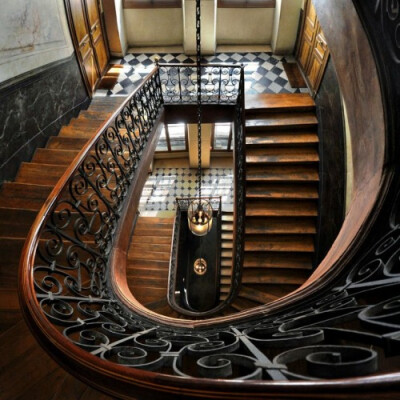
[159, 63, 242, 104]
[20, 42, 400, 398]
[159, 63, 246, 307]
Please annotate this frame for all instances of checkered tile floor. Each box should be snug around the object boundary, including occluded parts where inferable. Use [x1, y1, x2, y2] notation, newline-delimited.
[96, 53, 309, 97]
[139, 168, 233, 212]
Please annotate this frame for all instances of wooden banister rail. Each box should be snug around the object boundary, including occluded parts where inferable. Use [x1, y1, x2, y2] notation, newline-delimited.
[18, 0, 400, 395]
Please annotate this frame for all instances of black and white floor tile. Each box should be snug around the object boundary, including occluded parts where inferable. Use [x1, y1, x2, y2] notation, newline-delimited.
[139, 168, 234, 212]
[96, 53, 309, 97]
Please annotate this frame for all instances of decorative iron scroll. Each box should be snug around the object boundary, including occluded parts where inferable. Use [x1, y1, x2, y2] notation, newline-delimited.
[158, 63, 242, 104]
[375, 0, 400, 62]
[34, 201, 400, 380]
[29, 61, 400, 382]
[33, 205, 400, 380]
[20, 1, 400, 393]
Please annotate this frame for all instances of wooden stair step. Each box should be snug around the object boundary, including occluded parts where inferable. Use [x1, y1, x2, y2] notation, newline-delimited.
[127, 268, 169, 278]
[245, 112, 318, 130]
[222, 213, 233, 222]
[245, 217, 316, 234]
[0, 208, 37, 238]
[58, 125, 98, 138]
[68, 118, 105, 129]
[127, 276, 168, 288]
[40, 370, 114, 400]
[89, 97, 125, 108]
[130, 243, 171, 253]
[128, 250, 170, 261]
[238, 285, 279, 304]
[0, 183, 52, 210]
[133, 228, 173, 236]
[231, 296, 260, 311]
[144, 298, 180, 318]
[246, 131, 318, 146]
[246, 183, 318, 199]
[245, 235, 314, 252]
[15, 163, 67, 186]
[221, 259, 232, 267]
[221, 232, 233, 240]
[136, 217, 174, 226]
[131, 235, 172, 244]
[0, 321, 60, 399]
[221, 241, 232, 249]
[221, 250, 232, 258]
[246, 200, 318, 217]
[244, 252, 313, 269]
[222, 223, 233, 231]
[241, 268, 309, 285]
[129, 287, 166, 303]
[78, 110, 112, 120]
[246, 147, 319, 164]
[32, 148, 79, 165]
[245, 93, 315, 113]
[247, 165, 319, 182]
[125, 259, 169, 269]
[220, 268, 231, 277]
[46, 136, 89, 150]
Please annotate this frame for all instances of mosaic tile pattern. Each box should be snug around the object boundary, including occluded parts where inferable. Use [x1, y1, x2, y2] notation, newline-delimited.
[139, 168, 234, 212]
[96, 53, 309, 97]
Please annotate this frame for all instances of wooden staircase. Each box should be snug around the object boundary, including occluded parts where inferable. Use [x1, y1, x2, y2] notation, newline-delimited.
[233, 93, 318, 310]
[0, 97, 123, 400]
[220, 211, 234, 300]
[127, 216, 180, 317]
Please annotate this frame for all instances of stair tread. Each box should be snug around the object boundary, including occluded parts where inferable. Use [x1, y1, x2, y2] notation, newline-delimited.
[245, 217, 316, 234]
[246, 147, 319, 164]
[241, 268, 308, 285]
[245, 235, 315, 252]
[246, 112, 318, 130]
[245, 93, 315, 112]
[246, 183, 318, 199]
[131, 236, 172, 244]
[239, 285, 279, 304]
[247, 165, 319, 182]
[231, 296, 260, 311]
[0, 182, 53, 210]
[0, 208, 37, 238]
[32, 148, 79, 165]
[15, 163, 67, 185]
[244, 252, 313, 269]
[246, 132, 318, 146]
[46, 136, 89, 150]
[246, 200, 318, 216]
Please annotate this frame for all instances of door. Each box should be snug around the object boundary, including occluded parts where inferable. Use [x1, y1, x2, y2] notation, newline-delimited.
[66, 0, 109, 95]
[306, 26, 329, 91]
[297, 0, 318, 72]
[85, 0, 108, 75]
[296, 0, 330, 96]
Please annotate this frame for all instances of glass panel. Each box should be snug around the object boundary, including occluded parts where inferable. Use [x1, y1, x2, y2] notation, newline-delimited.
[214, 123, 231, 150]
[169, 124, 186, 151]
[156, 127, 168, 151]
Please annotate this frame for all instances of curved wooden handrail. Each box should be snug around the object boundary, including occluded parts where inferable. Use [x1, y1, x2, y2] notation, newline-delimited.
[18, 0, 400, 397]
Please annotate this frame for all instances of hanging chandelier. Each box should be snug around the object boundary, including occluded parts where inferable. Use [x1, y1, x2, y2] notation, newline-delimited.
[187, 0, 213, 237]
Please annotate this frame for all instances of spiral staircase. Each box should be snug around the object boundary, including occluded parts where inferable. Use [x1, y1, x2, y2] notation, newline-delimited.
[1, 1, 400, 399]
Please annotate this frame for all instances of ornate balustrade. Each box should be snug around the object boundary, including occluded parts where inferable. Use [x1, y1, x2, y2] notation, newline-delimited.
[18, 0, 400, 395]
[159, 63, 242, 104]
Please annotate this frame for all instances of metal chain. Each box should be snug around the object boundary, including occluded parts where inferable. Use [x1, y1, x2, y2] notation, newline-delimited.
[196, 0, 202, 201]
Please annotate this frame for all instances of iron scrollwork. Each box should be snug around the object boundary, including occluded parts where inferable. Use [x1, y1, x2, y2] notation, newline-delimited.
[26, 55, 400, 387]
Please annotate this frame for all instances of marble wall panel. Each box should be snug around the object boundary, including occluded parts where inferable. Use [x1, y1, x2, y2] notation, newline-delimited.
[0, 55, 89, 185]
